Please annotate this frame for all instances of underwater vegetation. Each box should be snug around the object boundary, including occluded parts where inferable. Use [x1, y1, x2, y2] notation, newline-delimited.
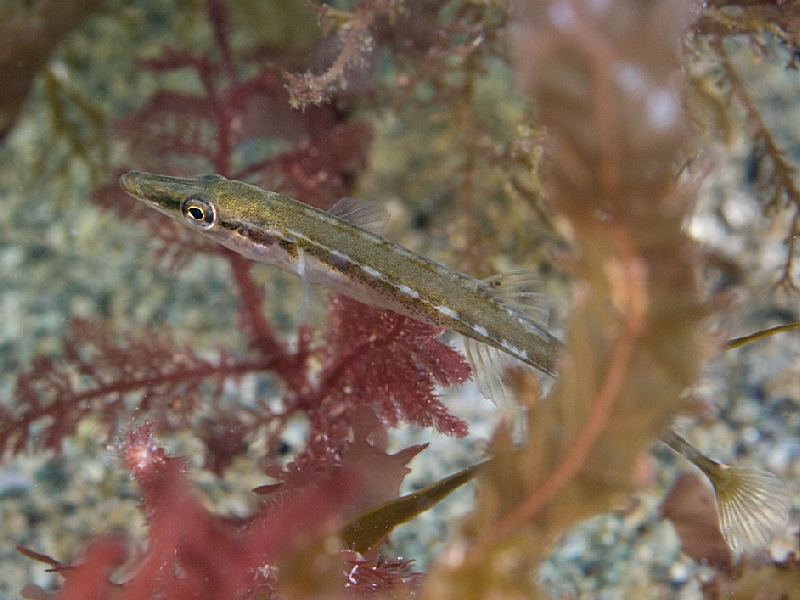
[1, 0, 800, 598]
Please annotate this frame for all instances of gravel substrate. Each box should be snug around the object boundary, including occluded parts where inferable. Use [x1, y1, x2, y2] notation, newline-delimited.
[1, 23, 799, 600]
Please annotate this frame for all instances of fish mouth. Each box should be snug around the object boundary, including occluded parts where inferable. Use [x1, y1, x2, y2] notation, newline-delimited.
[118, 170, 184, 217]
[119, 170, 187, 199]
[119, 170, 144, 198]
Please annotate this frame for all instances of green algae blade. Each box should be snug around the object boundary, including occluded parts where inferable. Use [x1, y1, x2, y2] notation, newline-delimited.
[342, 461, 486, 554]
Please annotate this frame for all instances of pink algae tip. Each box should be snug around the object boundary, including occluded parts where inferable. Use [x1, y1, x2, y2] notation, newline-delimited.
[118, 423, 167, 477]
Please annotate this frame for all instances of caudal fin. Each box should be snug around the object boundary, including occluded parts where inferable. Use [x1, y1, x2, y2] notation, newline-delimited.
[708, 463, 792, 554]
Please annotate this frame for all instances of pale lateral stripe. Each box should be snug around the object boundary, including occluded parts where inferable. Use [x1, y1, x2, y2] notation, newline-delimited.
[362, 265, 384, 280]
[288, 225, 537, 365]
[330, 248, 350, 261]
[397, 284, 419, 299]
[436, 305, 459, 319]
[287, 229, 312, 243]
[473, 325, 489, 338]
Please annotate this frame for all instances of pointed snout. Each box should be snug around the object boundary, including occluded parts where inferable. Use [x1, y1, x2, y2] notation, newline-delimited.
[119, 170, 145, 198]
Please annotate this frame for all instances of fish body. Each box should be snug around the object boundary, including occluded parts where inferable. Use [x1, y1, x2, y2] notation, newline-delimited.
[119, 170, 561, 377]
[120, 170, 791, 554]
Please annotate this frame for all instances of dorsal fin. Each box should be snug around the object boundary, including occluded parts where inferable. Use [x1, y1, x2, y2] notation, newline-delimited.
[463, 271, 551, 407]
[329, 197, 389, 236]
[482, 270, 549, 326]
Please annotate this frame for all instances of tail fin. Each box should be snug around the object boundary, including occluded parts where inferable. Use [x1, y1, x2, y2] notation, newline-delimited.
[708, 463, 792, 554]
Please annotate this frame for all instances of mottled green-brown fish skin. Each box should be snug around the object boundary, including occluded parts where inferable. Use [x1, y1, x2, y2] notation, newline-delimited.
[119, 170, 561, 376]
[120, 171, 792, 554]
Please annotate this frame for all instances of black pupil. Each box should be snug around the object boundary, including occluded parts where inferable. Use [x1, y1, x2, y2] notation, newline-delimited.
[188, 206, 205, 220]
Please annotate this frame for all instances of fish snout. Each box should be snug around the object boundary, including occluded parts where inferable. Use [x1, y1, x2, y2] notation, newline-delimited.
[119, 170, 144, 198]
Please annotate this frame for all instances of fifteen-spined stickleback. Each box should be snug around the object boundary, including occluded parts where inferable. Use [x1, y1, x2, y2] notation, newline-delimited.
[120, 170, 791, 553]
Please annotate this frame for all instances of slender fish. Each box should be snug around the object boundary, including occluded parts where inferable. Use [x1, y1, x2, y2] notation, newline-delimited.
[119, 171, 561, 386]
[120, 170, 791, 553]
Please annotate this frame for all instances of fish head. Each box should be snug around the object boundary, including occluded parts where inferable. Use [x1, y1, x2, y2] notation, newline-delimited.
[119, 170, 290, 262]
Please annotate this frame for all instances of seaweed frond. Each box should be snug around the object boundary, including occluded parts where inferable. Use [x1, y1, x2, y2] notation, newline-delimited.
[284, 0, 398, 109]
[1, 318, 265, 459]
[691, 2, 800, 289]
[426, 2, 707, 596]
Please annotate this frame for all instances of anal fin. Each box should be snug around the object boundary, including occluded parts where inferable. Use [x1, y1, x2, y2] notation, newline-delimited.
[464, 337, 515, 408]
[296, 246, 326, 328]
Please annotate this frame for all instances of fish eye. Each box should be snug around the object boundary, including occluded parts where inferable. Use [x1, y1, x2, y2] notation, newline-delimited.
[181, 197, 216, 229]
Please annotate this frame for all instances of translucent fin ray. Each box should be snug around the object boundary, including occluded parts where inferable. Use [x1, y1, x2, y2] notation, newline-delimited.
[710, 464, 792, 554]
[296, 246, 326, 328]
[464, 337, 514, 407]
[661, 429, 792, 554]
[482, 270, 549, 326]
[329, 197, 389, 236]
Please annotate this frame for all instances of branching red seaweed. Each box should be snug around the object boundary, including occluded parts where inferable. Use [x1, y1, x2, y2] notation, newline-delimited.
[7, 1, 474, 597]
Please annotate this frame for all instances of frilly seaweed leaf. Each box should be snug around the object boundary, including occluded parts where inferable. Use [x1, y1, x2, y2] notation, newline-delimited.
[0, 318, 270, 459]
